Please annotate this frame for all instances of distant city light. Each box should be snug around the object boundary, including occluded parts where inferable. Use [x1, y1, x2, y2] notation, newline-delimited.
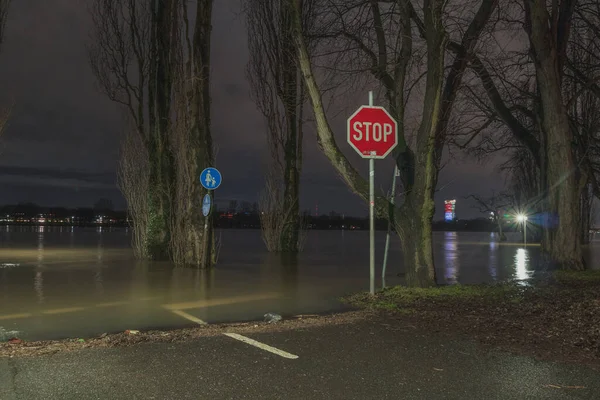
[444, 199, 456, 222]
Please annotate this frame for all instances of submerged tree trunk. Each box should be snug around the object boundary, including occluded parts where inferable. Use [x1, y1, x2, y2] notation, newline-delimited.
[496, 216, 507, 241]
[246, 0, 308, 254]
[145, 0, 178, 260]
[279, 3, 301, 253]
[187, 0, 214, 268]
[170, 0, 215, 268]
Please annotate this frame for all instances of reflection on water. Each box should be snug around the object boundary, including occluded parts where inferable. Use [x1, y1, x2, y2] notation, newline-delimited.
[488, 233, 498, 280]
[514, 248, 531, 282]
[443, 232, 459, 284]
[35, 226, 45, 303]
[1, 227, 600, 340]
[34, 271, 44, 304]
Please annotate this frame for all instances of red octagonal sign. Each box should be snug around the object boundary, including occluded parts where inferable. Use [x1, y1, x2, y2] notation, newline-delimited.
[347, 106, 398, 159]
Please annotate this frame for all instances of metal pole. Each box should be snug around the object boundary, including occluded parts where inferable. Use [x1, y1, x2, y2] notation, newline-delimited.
[382, 166, 398, 289]
[201, 193, 211, 269]
[368, 91, 375, 295]
[524, 221, 527, 247]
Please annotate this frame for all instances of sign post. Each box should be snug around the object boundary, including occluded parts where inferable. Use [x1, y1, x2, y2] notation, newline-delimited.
[200, 167, 222, 268]
[382, 166, 399, 289]
[347, 92, 398, 295]
[368, 92, 375, 296]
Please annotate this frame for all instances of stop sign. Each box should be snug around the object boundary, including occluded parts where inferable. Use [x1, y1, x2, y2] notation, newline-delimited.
[347, 106, 398, 159]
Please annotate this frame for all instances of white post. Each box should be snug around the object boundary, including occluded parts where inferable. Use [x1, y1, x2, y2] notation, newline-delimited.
[524, 221, 527, 247]
[368, 91, 375, 295]
[382, 166, 398, 289]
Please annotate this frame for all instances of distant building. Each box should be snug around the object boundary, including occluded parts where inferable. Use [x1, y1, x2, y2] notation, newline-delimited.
[444, 199, 456, 222]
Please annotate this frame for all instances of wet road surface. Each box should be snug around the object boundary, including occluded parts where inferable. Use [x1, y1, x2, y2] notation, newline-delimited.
[1, 319, 598, 399]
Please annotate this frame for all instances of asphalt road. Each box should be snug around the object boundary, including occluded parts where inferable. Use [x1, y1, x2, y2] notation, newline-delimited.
[1, 319, 599, 400]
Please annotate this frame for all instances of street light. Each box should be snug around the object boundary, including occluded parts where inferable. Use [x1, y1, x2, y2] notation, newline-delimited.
[516, 214, 528, 246]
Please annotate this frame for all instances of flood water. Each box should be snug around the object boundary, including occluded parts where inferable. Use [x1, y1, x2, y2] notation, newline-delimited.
[1, 226, 599, 341]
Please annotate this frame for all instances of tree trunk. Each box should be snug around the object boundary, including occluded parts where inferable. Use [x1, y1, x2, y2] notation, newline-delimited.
[146, 167, 170, 260]
[175, 0, 214, 268]
[392, 0, 445, 287]
[247, 0, 304, 254]
[496, 216, 506, 241]
[145, 0, 179, 260]
[280, 7, 301, 253]
[396, 208, 436, 287]
[526, 0, 584, 270]
[580, 183, 592, 245]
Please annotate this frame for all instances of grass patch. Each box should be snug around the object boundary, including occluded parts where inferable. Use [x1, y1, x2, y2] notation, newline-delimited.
[344, 284, 522, 309]
[554, 269, 600, 286]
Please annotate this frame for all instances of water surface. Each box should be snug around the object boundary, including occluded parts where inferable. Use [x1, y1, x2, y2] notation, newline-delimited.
[1, 226, 598, 340]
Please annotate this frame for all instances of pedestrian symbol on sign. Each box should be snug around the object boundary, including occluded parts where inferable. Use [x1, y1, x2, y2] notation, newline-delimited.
[205, 170, 215, 188]
[200, 167, 222, 190]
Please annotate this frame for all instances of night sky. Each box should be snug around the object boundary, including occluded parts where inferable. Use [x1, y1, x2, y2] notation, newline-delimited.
[0, 0, 506, 219]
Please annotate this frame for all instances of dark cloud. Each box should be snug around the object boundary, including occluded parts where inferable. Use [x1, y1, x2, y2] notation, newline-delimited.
[0, 165, 115, 185]
[0, 0, 506, 219]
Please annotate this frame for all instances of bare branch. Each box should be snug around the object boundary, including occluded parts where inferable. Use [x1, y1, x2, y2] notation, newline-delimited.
[0, 0, 10, 51]
[87, 0, 151, 141]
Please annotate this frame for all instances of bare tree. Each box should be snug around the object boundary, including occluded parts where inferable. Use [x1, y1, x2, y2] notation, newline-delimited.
[289, 0, 498, 287]
[466, 192, 513, 241]
[568, 3, 600, 245]
[460, 0, 600, 270]
[523, 0, 585, 269]
[89, 0, 216, 267]
[117, 126, 149, 258]
[246, 0, 317, 253]
[88, 0, 172, 259]
[167, 0, 216, 268]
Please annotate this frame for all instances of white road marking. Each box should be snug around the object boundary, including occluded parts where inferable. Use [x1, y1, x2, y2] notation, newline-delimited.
[0, 313, 32, 321]
[42, 307, 86, 315]
[167, 305, 299, 360]
[224, 333, 299, 360]
[162, 292, 281, 311]
[95, 301, 129, 308]
[170, 309, 207, 325]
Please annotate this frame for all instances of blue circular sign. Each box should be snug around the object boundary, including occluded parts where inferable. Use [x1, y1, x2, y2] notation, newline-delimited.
[200, 167, 222, 190]
[202, 194, 211, 217]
